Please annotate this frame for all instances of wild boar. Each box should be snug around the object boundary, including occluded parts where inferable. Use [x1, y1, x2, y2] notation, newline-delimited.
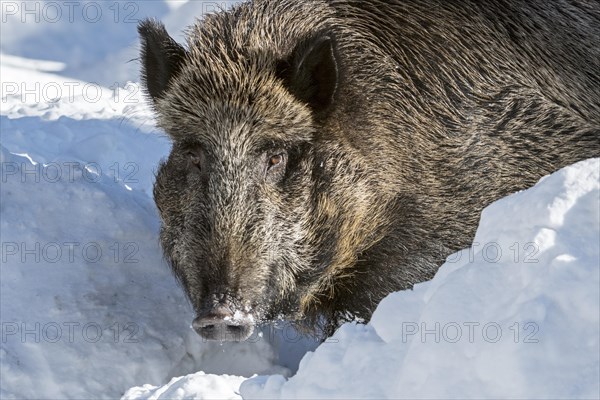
[139, 0, 600, 340]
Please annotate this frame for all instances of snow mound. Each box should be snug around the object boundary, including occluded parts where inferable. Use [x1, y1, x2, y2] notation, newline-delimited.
[0, 144, 186, 399]
[126, 159, 599, 399]
[122, 371, 246, 400]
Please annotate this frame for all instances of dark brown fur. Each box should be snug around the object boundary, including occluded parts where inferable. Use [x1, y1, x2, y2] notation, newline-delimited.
[139, 0, 600, 340]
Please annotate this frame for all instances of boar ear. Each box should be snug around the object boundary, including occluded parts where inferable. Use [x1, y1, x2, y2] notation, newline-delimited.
[138, 19, 187, 101]
[277, 33, 339, 118]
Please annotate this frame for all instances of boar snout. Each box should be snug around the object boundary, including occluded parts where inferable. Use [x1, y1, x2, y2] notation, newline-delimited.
[192, 303, 254, 342]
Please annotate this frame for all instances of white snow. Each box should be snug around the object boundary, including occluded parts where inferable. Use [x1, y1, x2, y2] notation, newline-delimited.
[1, 2, 598, 399]
[122, 372, 247, 400]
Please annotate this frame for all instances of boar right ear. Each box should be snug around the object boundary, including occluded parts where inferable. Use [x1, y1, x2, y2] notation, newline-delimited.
[277, 32, 339, 119]
[138, 19, 187, 101]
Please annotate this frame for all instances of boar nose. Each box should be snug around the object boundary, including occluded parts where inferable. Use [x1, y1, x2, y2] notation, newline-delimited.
[192, 304, 254, 341]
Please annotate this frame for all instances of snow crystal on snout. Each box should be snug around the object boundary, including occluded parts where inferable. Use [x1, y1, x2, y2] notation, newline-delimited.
[222, 311, 254, 324]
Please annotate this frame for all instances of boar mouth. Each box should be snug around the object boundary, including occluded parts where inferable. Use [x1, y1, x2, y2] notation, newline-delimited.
[192, 300, 256, 342]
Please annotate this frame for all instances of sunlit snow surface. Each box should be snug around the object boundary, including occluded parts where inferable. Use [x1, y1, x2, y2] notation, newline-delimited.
[1, 1, 598, 399]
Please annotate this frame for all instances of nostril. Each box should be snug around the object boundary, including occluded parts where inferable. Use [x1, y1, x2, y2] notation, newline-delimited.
[226, 325, 243, 333]
[192, 317, 218, 331]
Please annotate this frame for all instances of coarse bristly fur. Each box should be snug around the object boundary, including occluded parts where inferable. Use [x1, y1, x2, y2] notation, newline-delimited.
[139, 0, 600, 340]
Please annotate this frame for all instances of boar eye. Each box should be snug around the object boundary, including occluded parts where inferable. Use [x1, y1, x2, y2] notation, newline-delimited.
[266, 153, 286, 172]
[269, 154, 283, 167]
[187, 149, 203, 171]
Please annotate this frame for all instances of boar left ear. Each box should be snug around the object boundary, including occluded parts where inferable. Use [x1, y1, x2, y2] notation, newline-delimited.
[277, 32, 339, 118]
[138, 19, 187, 102]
